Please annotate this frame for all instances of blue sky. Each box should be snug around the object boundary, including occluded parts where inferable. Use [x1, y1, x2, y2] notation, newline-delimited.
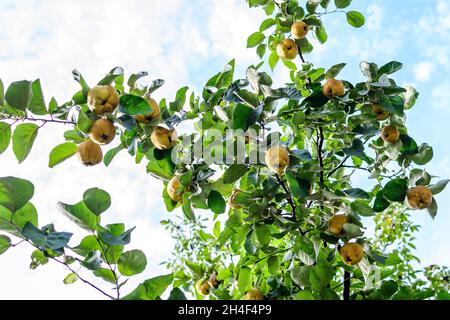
[0, 0, 449, 299]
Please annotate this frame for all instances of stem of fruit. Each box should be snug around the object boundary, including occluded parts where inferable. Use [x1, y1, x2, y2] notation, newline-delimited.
[296, 42, 312, 84]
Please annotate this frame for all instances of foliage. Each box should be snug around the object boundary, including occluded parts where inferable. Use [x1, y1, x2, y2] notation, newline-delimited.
[0, 0, 448, 300]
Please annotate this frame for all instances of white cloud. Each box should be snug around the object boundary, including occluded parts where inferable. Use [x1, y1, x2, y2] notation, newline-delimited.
[413, 61, 434, 82]
[431, 83, 450, 112]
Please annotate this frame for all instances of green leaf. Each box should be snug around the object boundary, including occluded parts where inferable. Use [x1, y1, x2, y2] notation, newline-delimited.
[255, 224, 271, 246]
[383, 179, 408, 202]
[119, 94, 152, 115]
[343, 188, 370, 200]
[256, 44, 267, 59]
[22, 222, 72, 250]
[373, 190, 390, 212]
[351, 201, 375, 217]
[315, 25, 328, 44]
[168, 288, 187, 300]
[291, 265, 311, 288]
[118, 249, 147, 276]
[99, 226, 135, 246]
[286, 172, 301, 198]
[378, 61, 403, 76]
[244, 230, 257, 254]
[93, 268, 117, 284]
[57, 201, 98, 231]
[325, 63, 346, 79]
[267, 255, 280, 275]
[335, 0, 352, 9]
[182, 192, 196, 222]
[297, 38, 313, 54]
[381, 280, 398, 298]
[429, 179, 450, 195]
[63, 273, 79, 285]
[83, 250, 102, 270]
[399, 135, 418, 156]
[343, 139, 365, 159]
[309, 262, 334, 291]
[259, 18, 275, 31]
[72, 70, 90, 99]
[342, 223, 364, 238]
[127, 71, 149, 90]
[71, 235, 102, 257]
[146, 148, 175, 180]
[63, 130, 85, 144]
[12, 123, 39, 163]
[5, 80, 32, 111]
[98, 66, 124, 85]
[48, 142, 78, 168]
[0, 235, 11, 255]
[83, 188, 111, 216]
[238, 266, 251, 294]
[76, 111, 93, 134]
[0, 122, 11, 155]
[0, 176, 34, 212]
[169, 86, 189, 113]
[0, 78, 4, 105]
[232, 103, 258, 130]
[247, 32, 265, 48]
[427, 198, 438, 219]
[104, 144, 125, 167]
[346, 11, 365, 28]
[207, 190, 226, 214]
[223, 164, 248, 184]
[123, 274, 173, 300]
[411, 144, 433, 165]
[28, 79, 47, 115]
[269, 50, 279, 71]
[11, 202, 38, 231]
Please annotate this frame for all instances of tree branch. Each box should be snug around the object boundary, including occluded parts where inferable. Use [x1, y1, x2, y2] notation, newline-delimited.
[3, 116, 75, 126]
[318, 127, 325, 185]
[343, 270, 351, 301]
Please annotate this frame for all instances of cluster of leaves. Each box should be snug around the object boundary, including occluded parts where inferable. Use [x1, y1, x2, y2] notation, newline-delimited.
[0, 176, 176, 300]
[0, 0, 449, 300]
[246, 0, 365, 70]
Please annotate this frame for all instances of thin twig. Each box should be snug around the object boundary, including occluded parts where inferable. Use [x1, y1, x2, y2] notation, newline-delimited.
[93, 233, 121, 299]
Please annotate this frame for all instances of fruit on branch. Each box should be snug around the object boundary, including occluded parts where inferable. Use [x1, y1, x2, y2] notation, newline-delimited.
[89, 119, 116, 145]
[323, 79, 345, 98]
[208, 272, 220, 289]
[87, 85, 120, 115]
[381, 125, 400, 144]
[265, 145, 290, 174]
[276, 39, 298, 60]
[407, 186, 433, 209]
[244, 287, 264, 300]
[167, 176, 187, 202]
[372, 103, 391, 121]
[291, 21, 309, 39]
[197, 281, 210, 296]
[77, 140, 103, 166]
[340, 242, 364, 266]
[151, 126, 178, 150]
[135, 97, 161, 123]
[228, 189, 243, 209]
[328, 214, 349, 236]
